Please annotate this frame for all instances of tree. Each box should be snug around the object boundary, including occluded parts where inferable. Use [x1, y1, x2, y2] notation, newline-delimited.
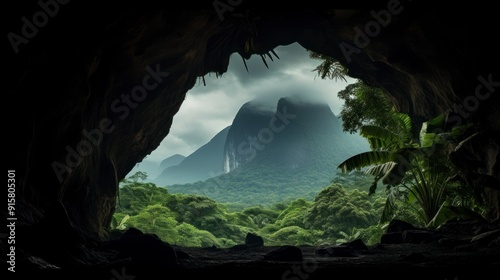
[309, 51, 349, 82]
[336, 81, 412, 136]
[337, 112, 418, 194]
[126, 204, 179, 242]
[305, 184, 381, 241]
[128, 171, 148, 182]
[115, 182, 170, 215]
[336, 112, 490, 227]
[268, 226, 322, 246]
[309, 53, 424, 138]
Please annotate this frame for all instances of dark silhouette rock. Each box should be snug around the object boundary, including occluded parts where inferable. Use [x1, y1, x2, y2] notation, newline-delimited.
[245, 232, 264, 247]
[264, 246, 303, 261]
[403, 230, 435, 244]
[400, 252, 428, 262]
[488, 236, 500, 247]
[342, 238, 368, 251]
[471, 229, 500, 246]
[174, 249, 191, 260]
[381, 232, 403, 244]
[438, 238, 471, 248]
[386, 219, 416, 233]
[318, 238, 368, 257]
[102, 228, 178, 267]
[315, 246, 358, 257]
[230, 244, 249, 251]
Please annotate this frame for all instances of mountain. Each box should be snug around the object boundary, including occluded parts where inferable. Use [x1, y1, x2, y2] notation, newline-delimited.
[223, 95, 369, 174]
[159, 154, 186, 170]
[126, 154, 185, 180]
[154, 126, 231, 185]
[223, 99, 276, 172]
[161, 95, 371, 206]
[127, 159, 161, 180]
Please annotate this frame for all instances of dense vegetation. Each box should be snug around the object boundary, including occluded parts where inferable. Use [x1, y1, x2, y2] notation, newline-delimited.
[112, 175, 386, 248]
[312, 52, 494, 226]
[161, 165, 372, 210]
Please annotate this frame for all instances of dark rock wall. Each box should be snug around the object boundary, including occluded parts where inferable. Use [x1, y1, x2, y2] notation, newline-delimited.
[6, 5, 499, 240]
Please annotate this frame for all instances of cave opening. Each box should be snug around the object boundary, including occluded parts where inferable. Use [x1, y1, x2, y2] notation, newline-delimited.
[4, 3, 500, 279]
[119, 41, 373, 248]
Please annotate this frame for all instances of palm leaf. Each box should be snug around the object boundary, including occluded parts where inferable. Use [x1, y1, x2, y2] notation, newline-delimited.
[381, 163, 406, 186]
[453, 132, 480, 152]
[420, 132, 445, 148]
[424, 113, 446, 132]
[360, 126, 403, 150]
[380, 190, 397, 223]
[394, 112, 412, 135]
[366, 137, 387, 150]
[425, 201, 450, 228]
[380, 148, 420, 186]
[365, 162, 398, 178]
[118, 214, 130, 230]
[337, 151, 393, 173]
[446, 205, 488, 223]
[368, 175, 382, 195]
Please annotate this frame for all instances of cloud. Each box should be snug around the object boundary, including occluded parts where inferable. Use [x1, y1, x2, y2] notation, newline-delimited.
[141, 42, 356, 164]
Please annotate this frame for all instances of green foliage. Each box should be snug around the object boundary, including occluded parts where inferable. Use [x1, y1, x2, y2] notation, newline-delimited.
[304, 184, 383, 242]
[116, 182, 170, 215]
[336, 81, 407, 136]
[174, 223, 225, 248]
[275, 199, 311, 228]
[128, 171, 148, 183]
[338, 110, 492, 228]
[241, 206, 280, 228]
[336, 228, 361, 244]
[404, 160, 448, 225]
[358, 223, 386, 246]
[268, 226, 323, 246]
[337, 113, 418, 195]
[111, 213, 130, 230]
[309, 52, 348, 82]
[126, 204, 179, 241]
[113, 179, 386, 248]
[163, 160, 336, 207]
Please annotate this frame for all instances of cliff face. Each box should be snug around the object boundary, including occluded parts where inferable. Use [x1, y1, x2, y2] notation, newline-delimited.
[223, 96, 369, 175]
[155, 126, 230, 185]
[223, 100, 277, 173]
[5, 2, 500, 263]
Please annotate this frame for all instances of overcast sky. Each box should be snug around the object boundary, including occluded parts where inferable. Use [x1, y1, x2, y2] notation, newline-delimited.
[139, 42, 356, 166]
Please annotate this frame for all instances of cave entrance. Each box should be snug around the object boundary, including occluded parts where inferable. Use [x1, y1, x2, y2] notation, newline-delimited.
[7, 5, 500, 277]
[117, 42, 380, 248]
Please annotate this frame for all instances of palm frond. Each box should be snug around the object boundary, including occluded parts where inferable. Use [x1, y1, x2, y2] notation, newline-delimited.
[381, 163, 407, 186]
[337, 151, 393, 173]
[360, 125, 403, 150]
[366, 137, 387, 150]
[420, 132, 445, 148]
[394, 112, 412, 135]
[424, 113, 446, 132]
[381, 148, 422, 186]
[380, 189, 397, 223]
[365, 162, 398, 177]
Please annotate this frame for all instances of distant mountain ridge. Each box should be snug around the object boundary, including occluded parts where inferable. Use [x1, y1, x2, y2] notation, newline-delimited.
[220, 95, 369, 182]
[153, 95, 371, 206]
[154, 126, 230, 185]
[159, 154, 186, 170]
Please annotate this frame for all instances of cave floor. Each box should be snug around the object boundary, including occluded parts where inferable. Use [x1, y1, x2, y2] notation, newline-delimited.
[22, 241, 499, 280]
[173, 243, 499, 279]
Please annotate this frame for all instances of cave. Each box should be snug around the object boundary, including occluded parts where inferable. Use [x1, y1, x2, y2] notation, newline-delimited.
[4, 1, 500, 279]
